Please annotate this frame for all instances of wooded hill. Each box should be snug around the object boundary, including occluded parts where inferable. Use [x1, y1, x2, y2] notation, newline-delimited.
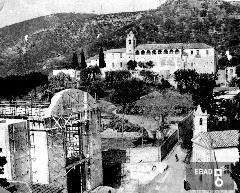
[0, 0, 240, 76]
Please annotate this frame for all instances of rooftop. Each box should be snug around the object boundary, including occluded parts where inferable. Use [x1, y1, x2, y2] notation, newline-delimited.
[198, 130, 239, 149]
[105, 48, 126, 53]
[136, 43, 213, 50]
[9, 182, 64, 193]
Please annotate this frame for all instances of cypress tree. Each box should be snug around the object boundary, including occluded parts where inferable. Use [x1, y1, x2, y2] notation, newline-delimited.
[99, 46, 106, 68]
[80, 49, 87, 69]
[71, 52, 79, 70]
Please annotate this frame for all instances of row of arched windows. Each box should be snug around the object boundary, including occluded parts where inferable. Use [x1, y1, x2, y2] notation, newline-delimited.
[135, 49, 180, 55]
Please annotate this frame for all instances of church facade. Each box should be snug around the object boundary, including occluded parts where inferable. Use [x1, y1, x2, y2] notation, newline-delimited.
[87, 31, 218, 77]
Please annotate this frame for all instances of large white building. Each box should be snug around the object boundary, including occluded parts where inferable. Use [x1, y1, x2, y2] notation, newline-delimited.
[87, 31, 218, 77]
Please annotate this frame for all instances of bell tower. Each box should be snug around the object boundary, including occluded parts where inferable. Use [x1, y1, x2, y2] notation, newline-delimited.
[193, 105, 208, 137]
[126, 31, 136, 61]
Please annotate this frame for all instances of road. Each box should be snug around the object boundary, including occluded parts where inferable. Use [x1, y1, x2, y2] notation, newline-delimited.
[143, 145, 188, 193]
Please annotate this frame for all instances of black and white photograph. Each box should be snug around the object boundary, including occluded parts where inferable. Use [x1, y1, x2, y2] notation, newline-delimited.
[0, 0, 240, 192]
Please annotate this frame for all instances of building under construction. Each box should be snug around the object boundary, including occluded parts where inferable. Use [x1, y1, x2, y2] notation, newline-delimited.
[0, 89, 103, 193]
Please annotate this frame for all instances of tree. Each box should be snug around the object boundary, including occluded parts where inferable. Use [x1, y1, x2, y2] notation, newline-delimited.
[133, 89, 193, 139]
[105, 70, 131, 89]
[138, 61, 154, 69]
[135, 89, 194, 123]
[48, 73, 73, 93]
[71, 52, 79, 70]
[138, 61, 146, 69]
[229, 77, 239, 87]
[174, 69, 199, 94]
[218, 55, 230, 70]
[83, 80, 106, 100]
[0, 156, 10, 188]
[192, 73, 217, 115]
[126, 60, 137, 70]
[80, 49, 87, 69]
[236, 65, 240, 77]
[110, 79, 147, 113]
[89, 65, 101, 81]
[145, 61, 154, 69]
[230, 56, 240, 67]
[174, 70, 216, 115]
[99, 46, 106, 68]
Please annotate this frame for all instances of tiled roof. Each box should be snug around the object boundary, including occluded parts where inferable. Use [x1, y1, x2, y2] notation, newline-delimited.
[136, 43, 213, 50]
[200, 130, 239, 148]
[105, 48, 126, 53]
[31, 184, 64, 193]
[10, 182, 64, 193]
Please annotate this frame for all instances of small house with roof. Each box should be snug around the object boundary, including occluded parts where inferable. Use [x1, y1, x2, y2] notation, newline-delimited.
[87, 31, 218, 77]
[192, 105, 239, 164]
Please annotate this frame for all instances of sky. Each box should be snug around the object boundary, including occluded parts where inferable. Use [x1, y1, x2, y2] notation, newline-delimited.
[0, 0, 161, 28]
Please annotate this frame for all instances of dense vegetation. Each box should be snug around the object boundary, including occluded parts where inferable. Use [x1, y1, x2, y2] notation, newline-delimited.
[0, 0, 240, 76]
[0, 72, 48, 100]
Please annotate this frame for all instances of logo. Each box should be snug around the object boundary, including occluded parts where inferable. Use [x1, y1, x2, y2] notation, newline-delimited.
[186, 162, 234, 190]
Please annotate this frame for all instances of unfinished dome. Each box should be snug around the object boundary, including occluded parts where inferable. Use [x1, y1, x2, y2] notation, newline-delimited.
[44, 89, 98, 118]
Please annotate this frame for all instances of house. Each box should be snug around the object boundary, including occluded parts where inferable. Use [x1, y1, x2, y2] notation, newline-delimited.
[217, 66, 238, 87]
[226, 66, 237, 84]
[87, 31, 218, 78]
[192, 105, 239, 163]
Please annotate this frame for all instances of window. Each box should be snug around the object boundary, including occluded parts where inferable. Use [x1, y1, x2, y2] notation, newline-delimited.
[112, 63, 114, 68]
[169, 49, 174, 54]
[129, 40, 131, 44]
[200, 118, 203, 125]
[206, 50, 209, 55]
[164, 50, 168, 54]
[191, 62, 194, 67]
[175, 49, 180, 54]
[120, 53, 122, 58]
[135, 50, 140, 55]
[90, 111, 93, 120]
[230, 69, 233, 75]
[0, 148, 2, 153]
[30, 133, 36, 158]
[120, 62, 122, 67]
[152, 50, 156, 55]
[146, 50, 151, 55]
[197, 50, 200, 55]
[158, 50, 162, 54]
[141, 50, 145, 55]
[191, 50, 194, 55]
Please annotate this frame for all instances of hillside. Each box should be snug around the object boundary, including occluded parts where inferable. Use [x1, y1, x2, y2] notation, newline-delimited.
[0, 0, 240, 76]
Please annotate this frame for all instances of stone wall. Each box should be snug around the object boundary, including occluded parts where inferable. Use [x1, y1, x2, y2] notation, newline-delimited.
[88, 119, 103, 190]
[8, 121, 31, 182]
[47, 131, 67, 192]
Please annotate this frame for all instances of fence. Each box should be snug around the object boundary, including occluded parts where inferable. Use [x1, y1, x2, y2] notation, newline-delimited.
[0, 101, 50, 118]
[160, 130, 179, 161]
